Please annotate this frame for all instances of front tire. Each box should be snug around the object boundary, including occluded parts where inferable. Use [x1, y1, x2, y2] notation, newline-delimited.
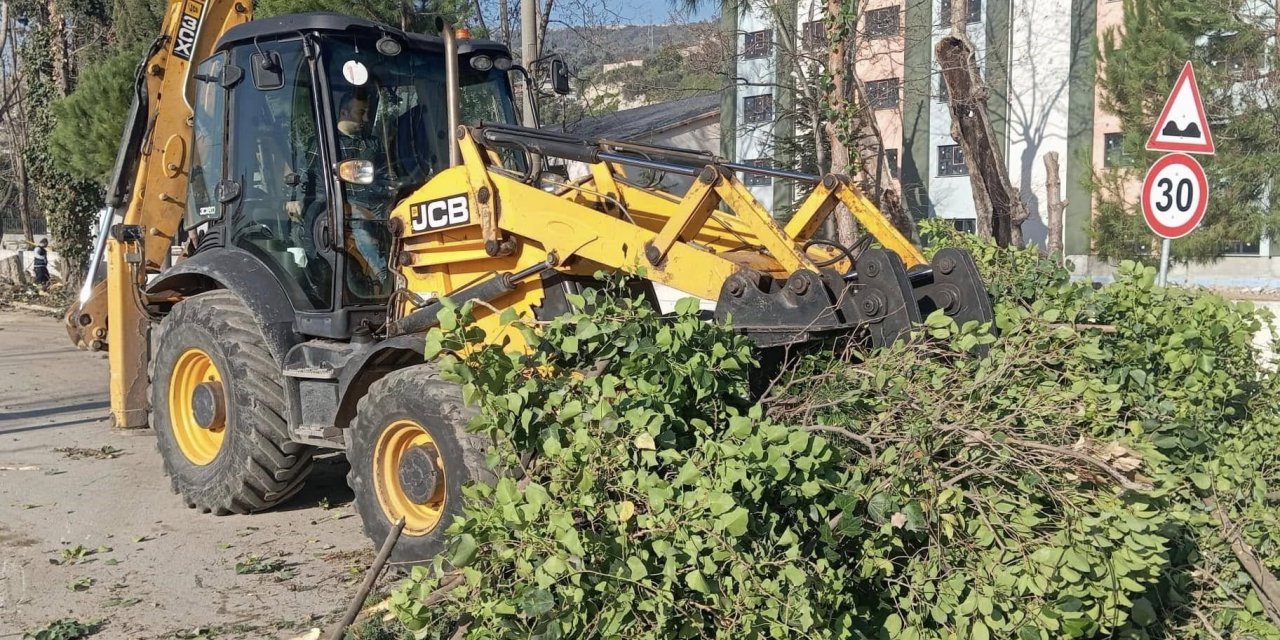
[151, 290, 313, 514]
[347, 365, 494, 566]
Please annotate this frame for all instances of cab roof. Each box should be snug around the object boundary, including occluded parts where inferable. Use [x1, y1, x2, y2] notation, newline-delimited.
[216, 12, 510, 56]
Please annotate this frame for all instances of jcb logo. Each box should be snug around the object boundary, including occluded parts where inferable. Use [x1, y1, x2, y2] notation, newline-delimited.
[172, 0, 206, 61]
[410, 195, 470, 232]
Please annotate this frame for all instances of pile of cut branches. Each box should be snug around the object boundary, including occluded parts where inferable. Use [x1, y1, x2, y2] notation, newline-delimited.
[388, 231, 1280, 639]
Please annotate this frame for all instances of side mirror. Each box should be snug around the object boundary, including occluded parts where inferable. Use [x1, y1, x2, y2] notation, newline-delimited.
[549, 58, 571, 96]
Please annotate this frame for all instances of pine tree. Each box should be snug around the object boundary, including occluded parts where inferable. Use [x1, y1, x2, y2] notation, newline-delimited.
[1092, 0, 1280, 262]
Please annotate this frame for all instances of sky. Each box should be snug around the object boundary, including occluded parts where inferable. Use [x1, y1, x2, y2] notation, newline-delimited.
[561, 0, 719, 26]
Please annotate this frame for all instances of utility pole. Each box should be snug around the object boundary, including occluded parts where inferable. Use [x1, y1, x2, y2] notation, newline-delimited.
[520, 0, 538, 128]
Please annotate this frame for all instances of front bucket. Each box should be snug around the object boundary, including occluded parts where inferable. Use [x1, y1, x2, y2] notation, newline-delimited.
[714, 248, 994, 350]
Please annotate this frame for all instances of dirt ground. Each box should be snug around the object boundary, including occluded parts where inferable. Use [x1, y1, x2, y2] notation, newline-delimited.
[0, 310, 386, 639]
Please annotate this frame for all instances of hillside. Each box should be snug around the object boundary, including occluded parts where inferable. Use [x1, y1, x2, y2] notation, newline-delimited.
[543, 20, 714, 73]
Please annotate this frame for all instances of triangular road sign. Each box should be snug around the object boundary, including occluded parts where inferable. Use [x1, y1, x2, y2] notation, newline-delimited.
[1146, 61, 1215, 154]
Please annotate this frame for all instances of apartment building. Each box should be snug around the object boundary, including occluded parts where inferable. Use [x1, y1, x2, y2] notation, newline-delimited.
[721, 0, 1094, 254]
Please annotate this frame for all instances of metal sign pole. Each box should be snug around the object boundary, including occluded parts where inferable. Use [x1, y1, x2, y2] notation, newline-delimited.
[1157, 238, 1171, 286]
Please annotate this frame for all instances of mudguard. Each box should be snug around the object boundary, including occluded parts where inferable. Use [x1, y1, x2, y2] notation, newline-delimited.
[147, 248, 301, 364]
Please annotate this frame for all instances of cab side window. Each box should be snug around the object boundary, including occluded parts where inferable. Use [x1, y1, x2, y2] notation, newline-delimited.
[186, 53, 227, 232]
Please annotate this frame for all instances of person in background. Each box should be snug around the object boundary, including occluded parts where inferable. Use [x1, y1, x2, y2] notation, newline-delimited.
[28, 238, 50, 289]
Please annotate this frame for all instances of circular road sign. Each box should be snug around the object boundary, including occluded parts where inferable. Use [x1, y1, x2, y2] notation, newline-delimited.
[1142, 152, 1208, 239]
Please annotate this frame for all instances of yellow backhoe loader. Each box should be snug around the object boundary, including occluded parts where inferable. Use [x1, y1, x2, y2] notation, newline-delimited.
[66, 0, 993, 564]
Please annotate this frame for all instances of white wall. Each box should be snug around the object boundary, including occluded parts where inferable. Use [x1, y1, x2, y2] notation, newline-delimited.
[735, 4, 777, 209]
[1005, 0, 1073, 247]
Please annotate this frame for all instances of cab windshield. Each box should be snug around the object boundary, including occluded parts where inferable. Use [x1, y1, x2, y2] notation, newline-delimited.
[320, 36, 518, 303]
[322, 36, 518, 206]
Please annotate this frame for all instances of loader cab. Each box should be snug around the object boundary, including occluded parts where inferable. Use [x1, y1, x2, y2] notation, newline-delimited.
[184, 13, 519, 339]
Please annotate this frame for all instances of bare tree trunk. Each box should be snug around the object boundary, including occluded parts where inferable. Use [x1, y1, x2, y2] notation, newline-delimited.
[821, 0, 915, 245]
[537, 0, 554, 59]
[936, 26, 1026, 247]
[16, 155, 33, 242]
[810, 101, 826, 172]
[497, 0, 512, 46]
[822, 0, 858, 247]
[1044, 151, 1066, 259]
[47, 0, 70, 97]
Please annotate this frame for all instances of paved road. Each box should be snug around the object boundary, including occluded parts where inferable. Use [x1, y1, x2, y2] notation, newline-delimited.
[0, 310, 375, 639]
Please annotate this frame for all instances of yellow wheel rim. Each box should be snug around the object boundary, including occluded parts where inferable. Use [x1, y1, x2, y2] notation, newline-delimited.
[167, 348, 226, 466]
[374, 420, 447, 536]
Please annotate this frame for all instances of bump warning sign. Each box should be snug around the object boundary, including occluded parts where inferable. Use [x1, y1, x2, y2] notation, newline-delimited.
[1146, 61, 1215, 155]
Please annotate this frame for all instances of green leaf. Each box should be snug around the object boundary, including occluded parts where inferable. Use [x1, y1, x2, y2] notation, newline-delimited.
[449, 534, 478, 567]
[499, 307, 519, 326]
[708, 492, 735, 516]
[616, 500, 635, 522]
[972, 620, 990, 640]
[627, 556, 648, 580]
[675, 297, 700, 316]
[1131, 597, 1156, 626]
[684, 570, 710, 594]
[518, 587, 555, 616]
[867, 493, 892, 523]
[903, 501, 926, 532]
[633, 433, 656, 451]
[717, 507, 749, 538]
[557, 528, 586, 556]
[438, 307, 458, 331]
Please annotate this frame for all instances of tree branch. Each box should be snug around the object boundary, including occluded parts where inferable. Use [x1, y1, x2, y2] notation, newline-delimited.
[1206, 496, 1280, 628]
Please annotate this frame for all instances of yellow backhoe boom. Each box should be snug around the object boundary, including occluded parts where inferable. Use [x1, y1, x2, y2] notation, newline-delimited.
[66, 0, 251, 427]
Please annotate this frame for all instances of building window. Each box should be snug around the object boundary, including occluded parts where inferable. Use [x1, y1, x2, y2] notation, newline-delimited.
[802, 20, 827, 48]
[951, 218, 977, 233]
[743, 159, 773, 186]
[743, 94, 774, 124]
[743, 30, 772, 59]
[865, 78, 900, 109]
[937, 73, 950, 102]
[938, 0, 982, 27]
[1223, 239, 1262, 255]
[865, 7, 900, 38]
[937, 144, 968, 176]
[885, 149, 900, 180]
[1103, 132, 1131, 167]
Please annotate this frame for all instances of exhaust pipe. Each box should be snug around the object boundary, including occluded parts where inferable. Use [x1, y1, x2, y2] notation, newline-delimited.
[437, 17, 461, 168]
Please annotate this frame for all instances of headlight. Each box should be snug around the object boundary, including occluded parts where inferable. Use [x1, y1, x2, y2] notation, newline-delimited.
[470, 55, 493, 71]
[494, 56, 512, 71]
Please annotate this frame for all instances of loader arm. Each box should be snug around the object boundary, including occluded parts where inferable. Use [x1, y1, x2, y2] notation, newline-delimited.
[385, 124, 992, 349]
[66, 0, 252, 427]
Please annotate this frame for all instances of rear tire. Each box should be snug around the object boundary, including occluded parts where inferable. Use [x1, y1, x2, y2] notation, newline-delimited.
[151, 290, 314, 514]
[347, 365, 494, 566]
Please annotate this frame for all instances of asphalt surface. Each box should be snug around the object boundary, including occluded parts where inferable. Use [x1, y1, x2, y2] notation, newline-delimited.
[0, 310, 377, 639]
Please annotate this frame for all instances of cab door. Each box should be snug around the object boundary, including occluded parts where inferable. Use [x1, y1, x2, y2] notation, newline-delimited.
[221, 40, 336, 314]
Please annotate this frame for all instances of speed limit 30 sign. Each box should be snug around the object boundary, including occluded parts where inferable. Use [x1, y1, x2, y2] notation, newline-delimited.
[1142, 153, 1208, 239]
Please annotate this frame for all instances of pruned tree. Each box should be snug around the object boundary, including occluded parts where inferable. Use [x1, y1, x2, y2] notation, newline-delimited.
[1044, 151, 1065, 259]
[935, 0, 1027, 247]
[825, 0, 914, 240]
